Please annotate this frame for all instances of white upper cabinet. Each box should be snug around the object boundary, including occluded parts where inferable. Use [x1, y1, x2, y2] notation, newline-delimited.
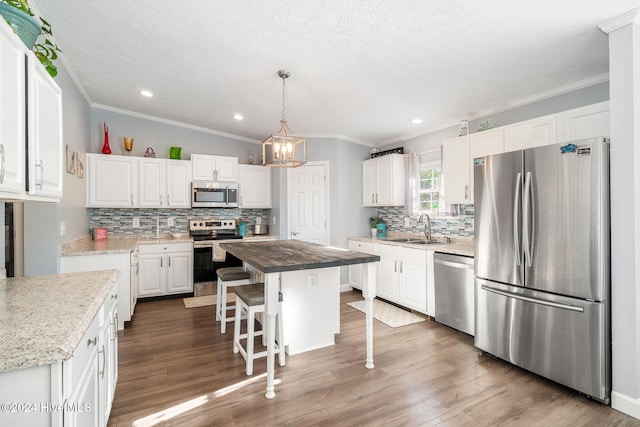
[138, 158, 191, 208]
[504, 115, 557, 152]
[362, 154, 405, 207]
[0, 20, 27, 195]
[239, 164, 272, 208]
[27, 54, 63, 199]
[191, 154, 238, 181]
[470, 127, 505, 160]
[557, 101, 610, 142]
[87, 154, 138, 208]
[0, 20, 62, 201]
[442, 135, 472, 204]
[166, 160, 192, 207]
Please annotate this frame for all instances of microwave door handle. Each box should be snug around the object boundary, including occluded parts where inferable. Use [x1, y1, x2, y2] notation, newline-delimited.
[225, 186, 229, 206]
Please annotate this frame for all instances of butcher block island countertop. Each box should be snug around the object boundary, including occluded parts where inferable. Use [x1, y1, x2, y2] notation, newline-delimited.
[220, 239, 380, 272]
[0, 269, 120, 373]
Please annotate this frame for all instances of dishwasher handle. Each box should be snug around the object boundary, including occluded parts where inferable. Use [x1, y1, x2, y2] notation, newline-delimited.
[434, 258, 474, 270]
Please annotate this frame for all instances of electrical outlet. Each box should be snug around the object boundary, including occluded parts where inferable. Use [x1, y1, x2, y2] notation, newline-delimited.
[272, 216, 277, 225]
[404, 217, 410, 227]
[60, 221, 65, 236]
[133, 217, 140, 228]
[256, 217, 262, 225]
[308, 275, 318, 289]
[167, 217, 175, 227]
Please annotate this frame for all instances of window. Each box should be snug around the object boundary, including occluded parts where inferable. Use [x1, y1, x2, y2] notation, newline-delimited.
[420, 161, 441, 212]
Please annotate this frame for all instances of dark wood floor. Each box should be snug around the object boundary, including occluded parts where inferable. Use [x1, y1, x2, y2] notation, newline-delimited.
[108, 291, 639, 426]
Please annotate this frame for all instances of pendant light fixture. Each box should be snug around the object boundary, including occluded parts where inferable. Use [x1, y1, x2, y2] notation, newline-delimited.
[262, 70, 307, 167]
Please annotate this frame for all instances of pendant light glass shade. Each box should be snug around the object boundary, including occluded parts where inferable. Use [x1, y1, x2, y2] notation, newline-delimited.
[262, 70, 307, 168]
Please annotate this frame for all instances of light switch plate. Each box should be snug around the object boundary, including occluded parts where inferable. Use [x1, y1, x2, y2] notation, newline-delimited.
[60, 221, 65, 236]
[272, 216, 277, 225]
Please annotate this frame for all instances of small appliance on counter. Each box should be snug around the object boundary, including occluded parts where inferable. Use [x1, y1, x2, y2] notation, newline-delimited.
[254, 224, 269, 235]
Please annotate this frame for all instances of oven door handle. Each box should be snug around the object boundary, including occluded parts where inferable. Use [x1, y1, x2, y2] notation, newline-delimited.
[194, 243, 214, 249]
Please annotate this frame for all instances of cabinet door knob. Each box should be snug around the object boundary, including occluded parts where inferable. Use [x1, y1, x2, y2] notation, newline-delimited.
[87, 337, 97, 347]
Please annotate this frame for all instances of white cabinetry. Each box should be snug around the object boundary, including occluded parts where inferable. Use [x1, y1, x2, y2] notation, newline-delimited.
[470, 127, 504, 160]
[362, 154, 405, 207]
[191, 154, 238, 181]
[87, 154, 138, 208]
[376, 244, 428, 313]
[239, 164, 272, 208]
[98, 287, 118, 427]
[347, 240, 377, 290]
[138, 158, 191, 208]
[138, 242, 193, 297]
[504, 114, 557, 152]
[28, 54, 63, 198]
[0, 19, 62, 202]
[557, 101, 610, 142]
[442, 135, 472, 204]
[60, 252, 133, 330]
[0, 20, 27, 196]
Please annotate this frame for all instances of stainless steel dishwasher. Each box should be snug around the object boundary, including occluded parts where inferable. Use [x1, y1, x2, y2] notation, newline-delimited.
[434, 252, 475, 335]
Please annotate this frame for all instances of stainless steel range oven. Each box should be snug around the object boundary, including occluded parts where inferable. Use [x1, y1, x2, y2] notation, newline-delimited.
[190, 219, 243, 283]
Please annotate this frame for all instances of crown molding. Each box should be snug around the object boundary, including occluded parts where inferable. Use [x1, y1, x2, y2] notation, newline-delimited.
[91, 104, 261, 144]
[599, 8, 640, 34]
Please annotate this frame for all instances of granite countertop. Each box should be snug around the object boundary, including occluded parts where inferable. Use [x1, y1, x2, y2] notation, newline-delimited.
[221, 240, 380, 273]
[0, 269, 120, 373]
[61, 234, 194, 256]
[348, 234, 474, 257]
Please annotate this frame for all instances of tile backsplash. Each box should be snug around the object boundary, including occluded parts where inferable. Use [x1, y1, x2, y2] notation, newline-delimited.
[89, 208, 268, 236]
[376, 205, 474, 237]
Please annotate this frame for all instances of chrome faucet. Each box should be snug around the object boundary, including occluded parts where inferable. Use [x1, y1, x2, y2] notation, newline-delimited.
[418, 213, 432, 241]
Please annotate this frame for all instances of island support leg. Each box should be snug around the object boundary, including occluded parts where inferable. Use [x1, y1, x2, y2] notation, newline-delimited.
[363, 261, 378, 369]
[264, 272, 279, 399]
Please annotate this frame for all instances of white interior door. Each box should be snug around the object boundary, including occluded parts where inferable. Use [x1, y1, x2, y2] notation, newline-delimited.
[287, 163, 328, 244]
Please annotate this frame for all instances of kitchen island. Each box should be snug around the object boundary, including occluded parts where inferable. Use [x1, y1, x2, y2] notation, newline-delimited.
[220, 239, 380, 399]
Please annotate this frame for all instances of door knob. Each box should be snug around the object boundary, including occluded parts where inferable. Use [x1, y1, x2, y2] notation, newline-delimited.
[292, 231, 300, 236]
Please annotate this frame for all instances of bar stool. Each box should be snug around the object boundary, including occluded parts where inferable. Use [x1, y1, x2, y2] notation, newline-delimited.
[216, 267, 251, 334]
[233, 283, 285, 376]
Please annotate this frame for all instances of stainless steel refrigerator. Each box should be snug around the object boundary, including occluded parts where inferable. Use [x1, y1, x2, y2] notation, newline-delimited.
[474, 137, 610, 403]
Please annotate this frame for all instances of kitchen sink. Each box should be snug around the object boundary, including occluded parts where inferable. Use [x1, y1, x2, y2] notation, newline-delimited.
[406, 240, 445, 245]
[386, 238, 411, 242]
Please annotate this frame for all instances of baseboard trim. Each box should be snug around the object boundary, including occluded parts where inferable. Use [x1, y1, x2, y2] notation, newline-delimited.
[340, 283, 354, 293]
[612, 391, 640, 420]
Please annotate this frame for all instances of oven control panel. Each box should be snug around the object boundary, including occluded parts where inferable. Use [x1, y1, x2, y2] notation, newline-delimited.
[189, 219, 236, 232]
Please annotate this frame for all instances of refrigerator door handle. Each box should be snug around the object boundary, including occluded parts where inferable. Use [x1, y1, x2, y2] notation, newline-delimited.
[523, 171, 535, 267]
[481, 284, 584, 313]
[513, 172, 522, 266]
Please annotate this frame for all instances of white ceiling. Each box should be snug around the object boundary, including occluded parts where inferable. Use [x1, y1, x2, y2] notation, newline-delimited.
[32, 1, 640, 146]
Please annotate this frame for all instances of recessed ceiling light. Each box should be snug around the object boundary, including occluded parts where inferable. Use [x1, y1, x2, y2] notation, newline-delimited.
[411, 118, 423, 124]
[233, 114, 244, 120]
[139, 90, 153, 97]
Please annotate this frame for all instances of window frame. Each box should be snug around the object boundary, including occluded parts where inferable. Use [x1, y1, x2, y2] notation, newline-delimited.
[419, 160, 441, 213]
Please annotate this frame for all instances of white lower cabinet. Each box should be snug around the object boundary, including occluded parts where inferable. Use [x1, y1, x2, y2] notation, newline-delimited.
[347, 240, 378, 290]
[138, 242, 193, 297]
[348, 240, 428, 314]
[0, 283, 118, 427]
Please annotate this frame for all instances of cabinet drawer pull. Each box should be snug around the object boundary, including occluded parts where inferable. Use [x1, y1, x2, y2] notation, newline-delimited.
[394, 260, 397, 272]
[400, 261, 403, 273]
[131, 194, 134, 205]
[98, 345, 105, 379]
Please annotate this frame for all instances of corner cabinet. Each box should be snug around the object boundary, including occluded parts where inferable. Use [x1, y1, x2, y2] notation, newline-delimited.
[87, 154, 138, 208]
[138, 242, 193, 297]
[191, 154, 238, 181]
[362, 154, 405, 207]
[0, 19, 62, 202]
[239, 164, 272, 208]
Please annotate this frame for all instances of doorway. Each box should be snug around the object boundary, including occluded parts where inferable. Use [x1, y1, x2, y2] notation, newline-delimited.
[286, 162, 329, 244]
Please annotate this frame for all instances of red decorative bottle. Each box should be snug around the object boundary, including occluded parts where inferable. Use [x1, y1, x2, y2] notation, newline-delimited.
[101, 123, 112, 154]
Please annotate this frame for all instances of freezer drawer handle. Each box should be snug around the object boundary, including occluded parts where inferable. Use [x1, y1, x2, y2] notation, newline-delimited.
[481, 284, 584, 313]
[434, 259, 473, 270]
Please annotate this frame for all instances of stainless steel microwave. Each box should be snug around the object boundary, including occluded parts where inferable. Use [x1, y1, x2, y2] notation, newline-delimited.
[192, 181, 238, 208]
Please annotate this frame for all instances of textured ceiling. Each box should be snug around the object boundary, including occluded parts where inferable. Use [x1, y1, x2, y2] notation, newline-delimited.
[31, 1, 640, 146]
